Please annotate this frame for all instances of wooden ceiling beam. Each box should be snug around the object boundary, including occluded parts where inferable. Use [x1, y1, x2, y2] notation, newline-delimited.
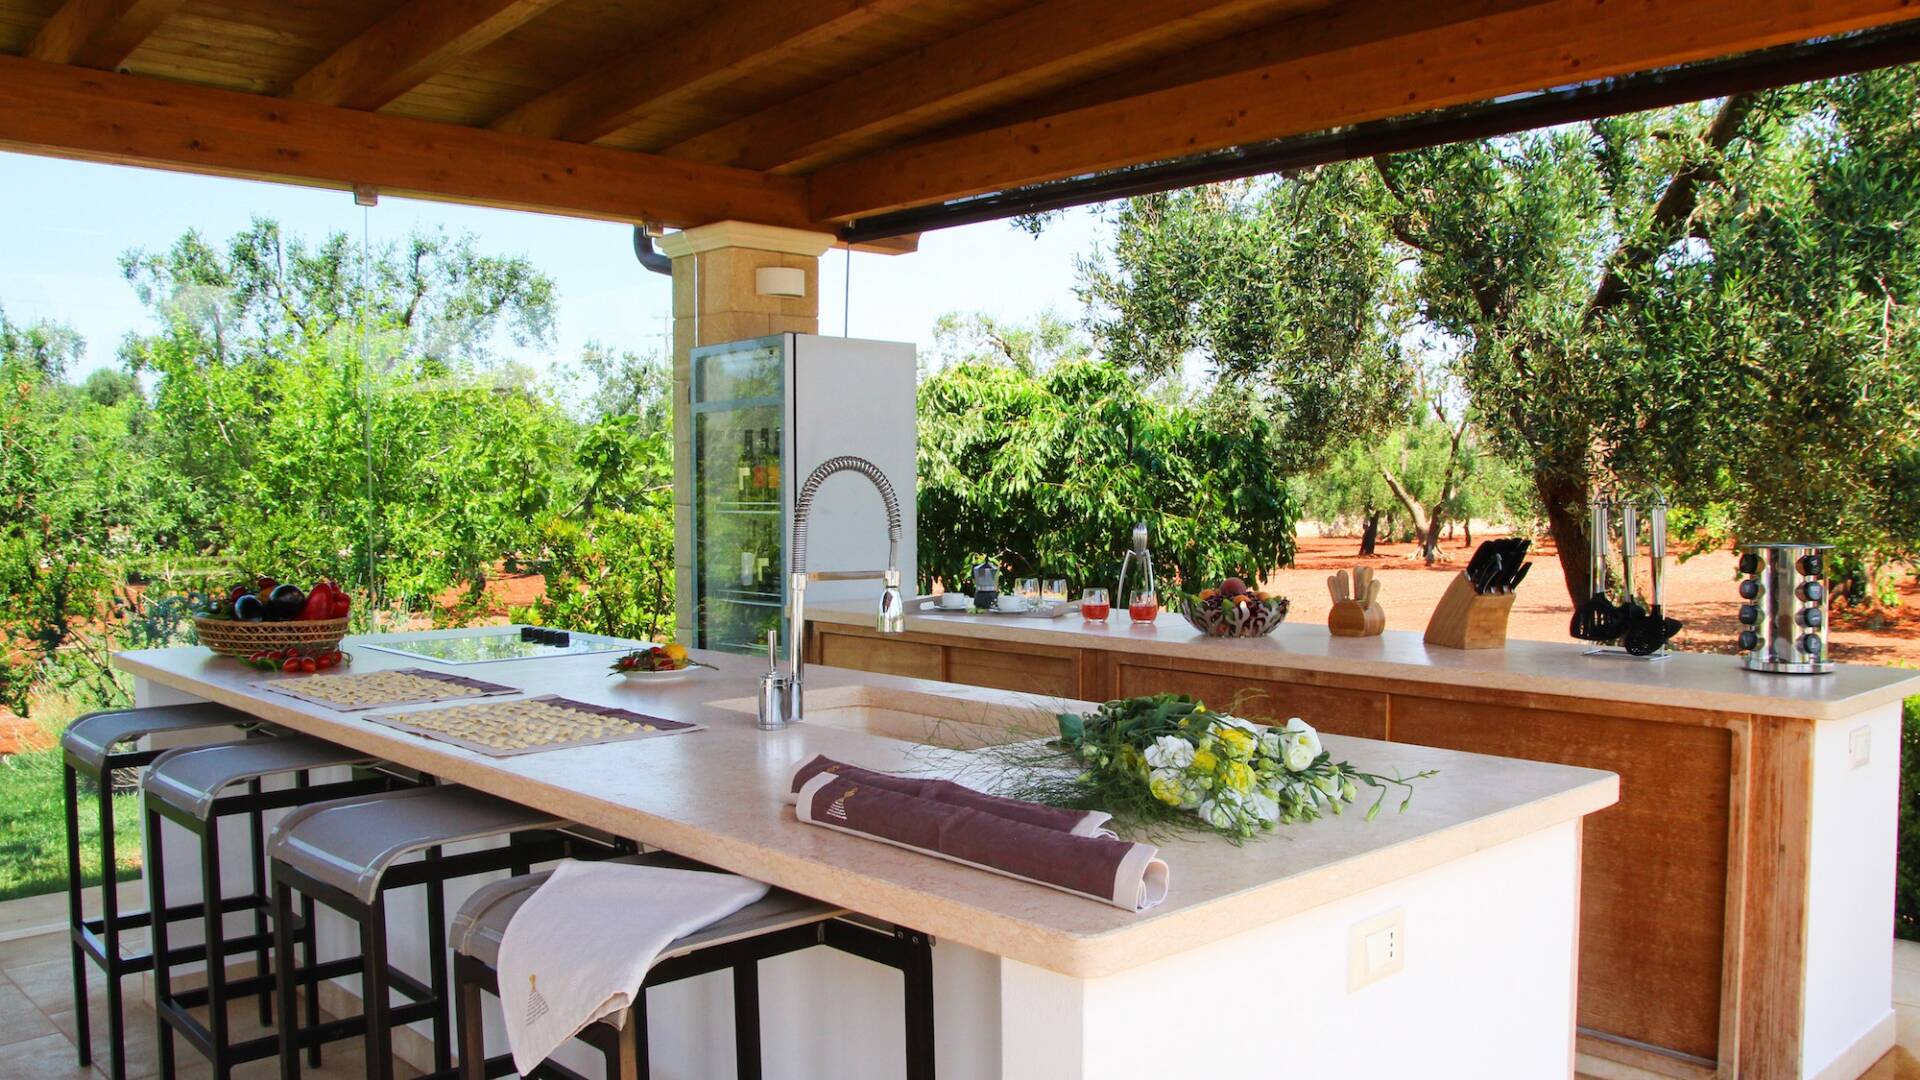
[0, 54, 812, 231]
[665, 0, 1310, 173]
[810, 0, 1920, 223]
[286, 0, 562, 111]
[489, 0, 911, 145]
[26, 0, 185, 69]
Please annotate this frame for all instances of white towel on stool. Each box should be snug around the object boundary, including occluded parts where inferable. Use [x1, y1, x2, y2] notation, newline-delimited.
[496, 858, 770, 1074]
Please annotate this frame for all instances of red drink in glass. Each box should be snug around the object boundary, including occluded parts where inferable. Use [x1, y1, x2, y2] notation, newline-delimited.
[1081, 587, 1110, 622]
[1129, 591, 1159, 624]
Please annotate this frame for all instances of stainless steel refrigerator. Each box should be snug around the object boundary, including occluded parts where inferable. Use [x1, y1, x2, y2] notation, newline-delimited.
[686, 333, 917, 654]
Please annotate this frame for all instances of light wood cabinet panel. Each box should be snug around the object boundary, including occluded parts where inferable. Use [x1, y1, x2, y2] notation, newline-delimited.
[814, 628, 942, 681]
[1391, 696, 1736, 1063]
[1113, 661, 1388, 740]
[948, 645, 1077, 697]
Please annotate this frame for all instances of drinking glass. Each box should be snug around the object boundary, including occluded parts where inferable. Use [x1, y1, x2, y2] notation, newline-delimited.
[1043, 578, 1069, 602]
[1017, 578, 1041, 603]
[1081, 587, 1110, 622]
[1129, 590, 1160, 624]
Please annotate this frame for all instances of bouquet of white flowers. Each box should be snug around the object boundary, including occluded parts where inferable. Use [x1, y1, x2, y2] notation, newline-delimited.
[1055, 694, 1432, 841]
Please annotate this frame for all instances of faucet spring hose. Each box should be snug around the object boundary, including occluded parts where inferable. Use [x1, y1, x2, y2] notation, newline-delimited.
[789, 455, 903, 577]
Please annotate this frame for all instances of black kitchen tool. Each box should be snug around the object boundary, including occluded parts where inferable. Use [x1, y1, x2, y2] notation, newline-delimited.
[1502, 561, 1532, 594]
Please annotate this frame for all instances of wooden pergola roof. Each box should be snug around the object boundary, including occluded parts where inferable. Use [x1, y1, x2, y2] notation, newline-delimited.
[0, 0, 1915, 243]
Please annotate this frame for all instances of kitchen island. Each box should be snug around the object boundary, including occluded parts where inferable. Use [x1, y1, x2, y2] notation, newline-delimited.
[114, 638, 1614, 1079]
[805, 601, 1920, 1079]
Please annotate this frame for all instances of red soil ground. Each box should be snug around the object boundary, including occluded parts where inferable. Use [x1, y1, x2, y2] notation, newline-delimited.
[1265, 532, 1920, 667]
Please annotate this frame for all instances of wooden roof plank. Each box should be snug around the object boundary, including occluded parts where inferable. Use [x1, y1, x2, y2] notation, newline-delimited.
[808, 0, 1920, 222]
[0, 53, 812, 230]
[665, 0, 1314, 173]
[26, 0, 185, 68]
[488, 0, 915, 144]
[286, 0, 563, 111]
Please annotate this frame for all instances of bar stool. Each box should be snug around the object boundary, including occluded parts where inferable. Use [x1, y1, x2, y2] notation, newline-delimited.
[143, 735, 395, 1079]
[448, 853, 937, 1080]
[58, 701, 259, 1080]
[268, 785, 585, 1080]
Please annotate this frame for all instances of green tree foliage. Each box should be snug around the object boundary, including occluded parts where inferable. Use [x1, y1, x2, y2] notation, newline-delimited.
[1079, 173, 1412, 477]
[917, 359, 1298, 592]
[927, 309, 1092, 374]
[118, 219, 578, 605]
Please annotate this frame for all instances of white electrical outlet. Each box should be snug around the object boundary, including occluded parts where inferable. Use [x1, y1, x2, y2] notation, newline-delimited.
[1348, 908, 1406, 991]
[1850, 725, 1872, 769]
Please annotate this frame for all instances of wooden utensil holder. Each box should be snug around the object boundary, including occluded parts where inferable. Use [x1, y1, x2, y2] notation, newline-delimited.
[1328, 600, 1385, 637]
[1423, 571, 1514, 650]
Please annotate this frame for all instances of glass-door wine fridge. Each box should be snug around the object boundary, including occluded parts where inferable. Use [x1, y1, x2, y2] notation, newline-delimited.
[688, 334, 917, 655]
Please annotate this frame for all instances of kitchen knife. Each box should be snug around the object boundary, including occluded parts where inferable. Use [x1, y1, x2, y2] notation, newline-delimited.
[1504, 561, 1532, 594]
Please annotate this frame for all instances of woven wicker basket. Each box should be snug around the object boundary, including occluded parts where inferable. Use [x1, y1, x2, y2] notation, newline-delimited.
[194, 616, 349, 658]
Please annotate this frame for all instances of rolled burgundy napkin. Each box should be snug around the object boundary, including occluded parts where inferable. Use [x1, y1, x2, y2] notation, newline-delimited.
[787, 755, 1113, 836]
[792, 767, 1169, 911]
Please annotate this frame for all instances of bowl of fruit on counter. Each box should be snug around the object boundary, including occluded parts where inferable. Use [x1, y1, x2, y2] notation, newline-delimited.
[192, 577, 352, 659]
[609, 643, 710, 682]
[1177, 578, 1290, 637]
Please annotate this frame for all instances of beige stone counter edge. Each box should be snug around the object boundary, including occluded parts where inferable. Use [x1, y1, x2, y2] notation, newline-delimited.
[809, 604, 1920, 721]
[114, 650, 1616, 980]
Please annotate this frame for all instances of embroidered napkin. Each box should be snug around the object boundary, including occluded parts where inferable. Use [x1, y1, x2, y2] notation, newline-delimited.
[495, 859, 769, 1074]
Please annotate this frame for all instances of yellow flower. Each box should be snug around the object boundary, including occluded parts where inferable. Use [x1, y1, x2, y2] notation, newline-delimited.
[1224, 761, 1256, 793]
[1191, 749, 1218, 773]
[1217, 727, 1256, 760]
[1149, 771, 1184, 806]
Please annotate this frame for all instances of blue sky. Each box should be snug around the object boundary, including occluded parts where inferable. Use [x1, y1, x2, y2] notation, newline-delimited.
[0, 150, 1104, 377]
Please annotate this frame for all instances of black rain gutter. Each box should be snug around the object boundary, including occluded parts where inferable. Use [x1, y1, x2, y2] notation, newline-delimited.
[633, 227, 673, 276]
[837, 22, 1920, 244]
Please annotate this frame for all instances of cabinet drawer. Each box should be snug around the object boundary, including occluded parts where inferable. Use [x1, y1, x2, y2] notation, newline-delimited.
[1113, 663, 1388, 739]
[814, 629, 942, 681]
[948, 646, 1077, 697]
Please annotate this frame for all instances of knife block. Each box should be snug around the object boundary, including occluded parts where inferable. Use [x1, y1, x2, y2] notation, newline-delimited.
[1423, 571, 1514, 650]
[1329, 599, 1386, 637]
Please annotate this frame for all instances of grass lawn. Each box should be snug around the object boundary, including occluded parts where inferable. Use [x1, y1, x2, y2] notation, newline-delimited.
[0, 743, 142, 902]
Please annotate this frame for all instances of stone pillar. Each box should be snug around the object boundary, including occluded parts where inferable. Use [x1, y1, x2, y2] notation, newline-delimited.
[655, 221, 835, 646]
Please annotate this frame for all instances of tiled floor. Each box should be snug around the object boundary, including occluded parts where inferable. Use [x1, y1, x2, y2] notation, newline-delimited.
[0, 925, 417, 1079]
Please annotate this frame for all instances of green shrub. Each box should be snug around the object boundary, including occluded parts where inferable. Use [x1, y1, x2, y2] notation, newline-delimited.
[1900, 695, 1920, 941]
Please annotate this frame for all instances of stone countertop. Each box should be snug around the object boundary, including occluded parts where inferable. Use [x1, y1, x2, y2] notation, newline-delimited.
[808, 599, 1920, 721]
[114, 639, 1616, 979]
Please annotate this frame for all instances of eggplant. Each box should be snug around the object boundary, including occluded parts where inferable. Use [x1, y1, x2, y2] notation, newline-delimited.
[267, 583, 307, 621]
[232, 593, 267, 622]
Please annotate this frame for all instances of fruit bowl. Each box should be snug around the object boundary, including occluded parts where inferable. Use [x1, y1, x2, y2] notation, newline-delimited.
[1176, 589, 1290, 638]
[195, 616, 350, 658]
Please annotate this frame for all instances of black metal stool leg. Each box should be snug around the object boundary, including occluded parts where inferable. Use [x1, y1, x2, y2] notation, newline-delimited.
[732, 962, 762, 1080]
[295, 768, 321, 1068]
[902, 931, 935, 1080]
[200, 818, 231, 1080]
[361, 894, 396, 1080]
[274, 878, 301, 1080]
[455, 956, 487, 1080]
[247, 777, 271, 1025]
[63, 761, 93, 1070]
[97, 766, 130, 1080]
[427, 848, 453, 1075]
[147, 808, 176, 1080]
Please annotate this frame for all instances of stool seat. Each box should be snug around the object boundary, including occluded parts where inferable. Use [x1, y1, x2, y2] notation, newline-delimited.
[61, 702, 256, 773]
[450, 854, 843, 969]
[270, 786, 567, 907]
[143, 736, 377, 821]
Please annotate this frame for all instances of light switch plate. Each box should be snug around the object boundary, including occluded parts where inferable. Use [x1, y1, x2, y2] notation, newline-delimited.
[1348, 908, 1406, 991]
[1850, 725, 1871, 769]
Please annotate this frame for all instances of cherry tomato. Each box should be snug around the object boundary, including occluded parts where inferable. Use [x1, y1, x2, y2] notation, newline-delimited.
[282, 657, 302, 672]
[297, 657, 318, 673]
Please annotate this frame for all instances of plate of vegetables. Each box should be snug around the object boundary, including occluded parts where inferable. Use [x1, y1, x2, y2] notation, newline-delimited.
[609, 643, 709, 682]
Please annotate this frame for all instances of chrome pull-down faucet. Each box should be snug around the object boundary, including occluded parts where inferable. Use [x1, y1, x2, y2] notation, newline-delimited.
[758, 455, 905, 730]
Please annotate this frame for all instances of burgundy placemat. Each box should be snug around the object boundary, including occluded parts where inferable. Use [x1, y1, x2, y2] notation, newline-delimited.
[365, 694, 702, 757]
[254, 667, 518, 712]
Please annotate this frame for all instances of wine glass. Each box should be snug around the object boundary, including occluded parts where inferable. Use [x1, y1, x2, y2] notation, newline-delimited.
[1129, 590, 1160, 624]
[1081, 587, 1110, 622]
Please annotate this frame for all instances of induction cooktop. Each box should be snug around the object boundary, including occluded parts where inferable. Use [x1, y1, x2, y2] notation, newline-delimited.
[358, 626, 644, 665]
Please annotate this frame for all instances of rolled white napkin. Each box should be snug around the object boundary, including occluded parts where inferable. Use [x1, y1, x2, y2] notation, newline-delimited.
[496, 859, 770, 1074]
